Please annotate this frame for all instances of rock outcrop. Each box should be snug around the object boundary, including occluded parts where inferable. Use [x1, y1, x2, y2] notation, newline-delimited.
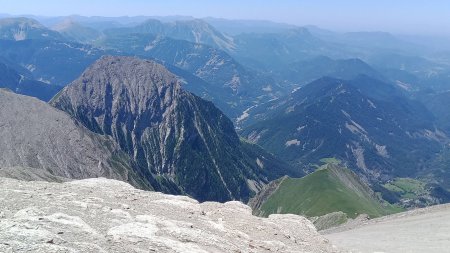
[0, 177, 341, 253]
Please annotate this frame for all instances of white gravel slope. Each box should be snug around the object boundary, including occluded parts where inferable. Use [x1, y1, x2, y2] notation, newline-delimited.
[0, 177, 341, 253]
[324, 204, 450, 253]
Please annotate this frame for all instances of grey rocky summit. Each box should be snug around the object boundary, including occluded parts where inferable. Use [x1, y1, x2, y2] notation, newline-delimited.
[51, 56, 279, 202]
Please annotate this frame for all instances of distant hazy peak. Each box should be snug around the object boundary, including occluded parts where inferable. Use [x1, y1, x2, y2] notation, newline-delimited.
[0, 17, 44, 28]
[0, 16, 64, 41]
[52, 18, 80, 30]
[108, 18, 235, 51]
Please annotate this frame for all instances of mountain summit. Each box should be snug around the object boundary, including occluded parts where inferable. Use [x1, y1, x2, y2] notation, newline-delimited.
[51, 56, 290, 202]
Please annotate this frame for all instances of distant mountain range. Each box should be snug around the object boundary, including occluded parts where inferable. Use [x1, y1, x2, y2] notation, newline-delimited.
[240, 76, 446, 182]
[53, 19, 101, 43]
[0, 17, 283, 119]
[278, 56, 385, 85]
[96, 32, 279, 118]
[0, 39, 108, 86]
[1, 15, 450, 214]
[102, 18, 236, 51]
[0, 17, 64, 41]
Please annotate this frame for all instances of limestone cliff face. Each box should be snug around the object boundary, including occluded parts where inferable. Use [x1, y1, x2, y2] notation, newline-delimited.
[0, 177, 341, 253]
[0, 89, 147, 188]
[51, 56, 268, 202]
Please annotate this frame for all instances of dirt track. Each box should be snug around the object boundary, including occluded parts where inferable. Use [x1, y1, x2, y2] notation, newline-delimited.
[324, 204, 450, 253]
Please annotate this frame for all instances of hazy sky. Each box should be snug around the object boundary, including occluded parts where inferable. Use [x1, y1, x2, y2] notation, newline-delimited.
[1, 0, 449, 35]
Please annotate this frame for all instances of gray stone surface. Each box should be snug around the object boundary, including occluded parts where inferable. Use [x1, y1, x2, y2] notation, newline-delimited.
[0, 177, 342, 253]
[0, 89, 144, 187]
[325, 204, 450, 253]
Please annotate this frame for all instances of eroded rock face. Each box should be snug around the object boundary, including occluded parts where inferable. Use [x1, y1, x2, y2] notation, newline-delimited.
[0, 177, 340, 253]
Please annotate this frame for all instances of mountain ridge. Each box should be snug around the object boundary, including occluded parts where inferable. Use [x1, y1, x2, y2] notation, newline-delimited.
[103, 18, 235, 51]
[250, 162, 399, 222]
[241, 76, 446, 180]
[0, 17, 64, 41]
[0, 88, 149, 189]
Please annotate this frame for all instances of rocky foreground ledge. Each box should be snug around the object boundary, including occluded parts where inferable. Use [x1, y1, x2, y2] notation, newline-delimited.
[0, 177, 341, 253]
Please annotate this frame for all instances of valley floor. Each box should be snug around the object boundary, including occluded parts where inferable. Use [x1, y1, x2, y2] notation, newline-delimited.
[324, 203, 450, 253]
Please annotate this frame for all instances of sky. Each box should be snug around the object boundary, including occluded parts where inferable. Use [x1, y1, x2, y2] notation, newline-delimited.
[1, 0, 450, 35]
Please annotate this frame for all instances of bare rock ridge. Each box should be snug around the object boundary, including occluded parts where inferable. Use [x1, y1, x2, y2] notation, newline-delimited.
[50, 56, 284, 202]
[0, 89, 148, 188]
[0, 177, 341, 253]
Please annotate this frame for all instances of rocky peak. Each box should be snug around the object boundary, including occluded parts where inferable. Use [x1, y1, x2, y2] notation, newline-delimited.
[56, 55, 182, 120]
[52, 56, 189, 156]
[51, 56, 272, 202]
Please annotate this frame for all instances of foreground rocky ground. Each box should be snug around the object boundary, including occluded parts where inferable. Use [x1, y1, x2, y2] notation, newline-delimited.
[324, 203, 450, 253]
[0, 177, 341, 253]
